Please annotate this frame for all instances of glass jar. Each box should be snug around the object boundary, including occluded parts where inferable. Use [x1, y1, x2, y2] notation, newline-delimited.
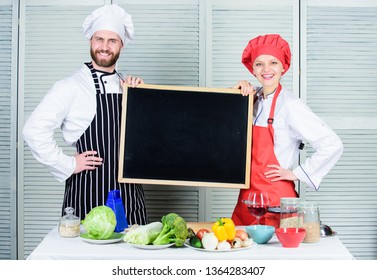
[298, 202, 321, 243]
[279, 197, 300, 228]
[59, 207, 80, 238]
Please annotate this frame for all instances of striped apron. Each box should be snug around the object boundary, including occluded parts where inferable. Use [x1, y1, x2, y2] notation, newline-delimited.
[63, 62, 148, 225]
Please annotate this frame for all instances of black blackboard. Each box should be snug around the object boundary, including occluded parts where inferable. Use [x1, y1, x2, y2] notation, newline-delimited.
[118, 84, 252, 189]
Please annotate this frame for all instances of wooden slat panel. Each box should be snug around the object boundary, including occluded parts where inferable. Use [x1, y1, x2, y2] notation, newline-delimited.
[209, 2, 296, 91]
[117, 0, 200, 86]
[0, 2, 14, 260]
[304, 2, 377, 260]
[306, 5, 377, 116]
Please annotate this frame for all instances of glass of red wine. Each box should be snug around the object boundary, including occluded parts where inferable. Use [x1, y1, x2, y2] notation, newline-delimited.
[244, 192, 270, 225]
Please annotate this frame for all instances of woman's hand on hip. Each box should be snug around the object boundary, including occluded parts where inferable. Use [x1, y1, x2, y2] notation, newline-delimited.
[74, 151, 103, 174]
[264, 164, 298, 182]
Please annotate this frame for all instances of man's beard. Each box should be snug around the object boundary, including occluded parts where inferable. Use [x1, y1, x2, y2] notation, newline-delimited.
[90, 49, 120, 68]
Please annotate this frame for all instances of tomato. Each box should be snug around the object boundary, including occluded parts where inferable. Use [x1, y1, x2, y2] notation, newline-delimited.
[196, 228, 210, 240]
[235, 229, 249, 241]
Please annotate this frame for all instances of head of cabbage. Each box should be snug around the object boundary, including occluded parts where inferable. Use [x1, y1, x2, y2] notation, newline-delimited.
[82, 205, 116, 239]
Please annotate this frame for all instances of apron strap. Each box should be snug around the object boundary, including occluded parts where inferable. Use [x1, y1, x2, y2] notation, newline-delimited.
[267, 83, 282, 141]
[267, 83, 282, 127]
[85, 62, 101, 95]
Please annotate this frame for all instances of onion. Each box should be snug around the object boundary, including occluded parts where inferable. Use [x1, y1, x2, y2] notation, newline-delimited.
[235, 229, 249, 241]
[201, 232, 218, 250]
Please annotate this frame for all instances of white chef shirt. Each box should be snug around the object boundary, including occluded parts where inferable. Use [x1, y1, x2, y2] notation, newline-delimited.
[23, 64, 123, 182]
[253, 87, 343, 190]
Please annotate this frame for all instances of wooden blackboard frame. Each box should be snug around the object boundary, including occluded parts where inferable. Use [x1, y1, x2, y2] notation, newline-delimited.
[118, 84, 252, 189]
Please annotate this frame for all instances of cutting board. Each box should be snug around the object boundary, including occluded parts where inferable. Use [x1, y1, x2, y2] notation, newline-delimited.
[186, 222, 214, 232]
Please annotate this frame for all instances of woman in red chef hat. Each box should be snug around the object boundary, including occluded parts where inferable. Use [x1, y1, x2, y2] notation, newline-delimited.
[231, 34, 343, 228]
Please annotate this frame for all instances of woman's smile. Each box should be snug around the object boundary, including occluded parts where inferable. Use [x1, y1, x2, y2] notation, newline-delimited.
[253, 54, 284, 94]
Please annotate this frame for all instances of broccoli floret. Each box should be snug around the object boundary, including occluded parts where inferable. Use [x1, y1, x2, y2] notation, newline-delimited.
[152, 213, 188, 247]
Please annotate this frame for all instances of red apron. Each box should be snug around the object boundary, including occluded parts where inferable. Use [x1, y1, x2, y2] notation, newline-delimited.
[231, 84, 298, 228]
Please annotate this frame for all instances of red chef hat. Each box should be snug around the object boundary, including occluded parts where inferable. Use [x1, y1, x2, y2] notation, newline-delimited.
[242, 34, 291, 76]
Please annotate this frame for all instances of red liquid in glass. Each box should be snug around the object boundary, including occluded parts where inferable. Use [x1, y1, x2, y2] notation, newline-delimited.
[248, 205, 268, 217]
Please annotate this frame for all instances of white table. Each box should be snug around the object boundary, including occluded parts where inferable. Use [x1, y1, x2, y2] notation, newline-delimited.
[27, 226, 354, 260]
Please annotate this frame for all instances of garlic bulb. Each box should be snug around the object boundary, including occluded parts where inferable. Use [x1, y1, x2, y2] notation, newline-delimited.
[242, 238, 254, 247]
[217, 240, 231, 250]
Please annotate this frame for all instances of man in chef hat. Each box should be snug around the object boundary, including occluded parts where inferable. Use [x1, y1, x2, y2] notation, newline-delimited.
[23, 4, 149, 225]
[82, 4, 140, 78]
[231, 34, 343, 227]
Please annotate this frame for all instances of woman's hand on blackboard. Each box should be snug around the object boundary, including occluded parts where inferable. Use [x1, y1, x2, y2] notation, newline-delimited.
[233, 80, 256, 96]
[125, 76, 144, 87]
[73, 151, 103, 174]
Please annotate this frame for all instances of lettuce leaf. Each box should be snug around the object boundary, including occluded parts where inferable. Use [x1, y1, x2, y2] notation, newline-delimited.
[82, 205, 116, 240]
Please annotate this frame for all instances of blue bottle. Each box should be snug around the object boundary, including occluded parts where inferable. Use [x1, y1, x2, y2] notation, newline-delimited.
[105, 190, 128, 232]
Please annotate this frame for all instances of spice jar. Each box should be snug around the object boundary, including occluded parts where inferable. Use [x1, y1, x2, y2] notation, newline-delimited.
[279, 197, 300, 228]
[59, 207, 80, 238]
[298, 202, 321, 243]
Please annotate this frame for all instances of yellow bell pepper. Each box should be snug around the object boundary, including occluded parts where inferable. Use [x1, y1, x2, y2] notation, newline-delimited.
[212, 217, 236, 242]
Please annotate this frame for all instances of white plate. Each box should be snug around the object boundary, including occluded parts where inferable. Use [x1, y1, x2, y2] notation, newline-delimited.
[183, 240, 257, 252]
[130, 243, 174, 250]
[79, 233, 124, 244]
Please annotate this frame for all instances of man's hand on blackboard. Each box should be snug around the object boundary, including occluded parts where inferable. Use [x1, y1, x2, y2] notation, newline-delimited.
[233, 80, 256, 96]
[125, 76, 144, 87]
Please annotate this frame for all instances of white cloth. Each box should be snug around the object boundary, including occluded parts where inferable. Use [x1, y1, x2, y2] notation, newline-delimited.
[26, 225, 355, 260]
[82, 4, 134, 44]
[253, 87, 343, 190]
[22, 65, 123, 182]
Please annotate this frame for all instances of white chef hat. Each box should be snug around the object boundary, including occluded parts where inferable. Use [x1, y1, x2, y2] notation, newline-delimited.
[82, 4, 134, 44]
